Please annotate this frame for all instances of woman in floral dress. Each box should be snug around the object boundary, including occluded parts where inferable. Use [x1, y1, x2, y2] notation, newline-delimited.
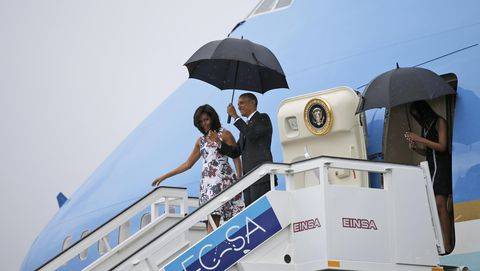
[152, 104, 244, 232]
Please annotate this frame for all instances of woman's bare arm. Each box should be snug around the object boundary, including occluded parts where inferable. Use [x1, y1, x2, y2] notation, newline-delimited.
[233, 157, 242, 179]
[410, 142, 427, 156]
[221, 129, 242, 177]
[406, 118, 448, 153]
[152, 139, 201, 186]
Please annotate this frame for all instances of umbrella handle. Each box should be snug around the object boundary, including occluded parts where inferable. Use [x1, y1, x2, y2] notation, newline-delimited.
[405, 103, 412, 131]
[227, 89, 236, 124]
[227, 58, 238, 124]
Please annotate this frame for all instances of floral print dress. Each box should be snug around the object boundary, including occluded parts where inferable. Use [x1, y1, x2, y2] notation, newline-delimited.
[199, 128, 244, 220]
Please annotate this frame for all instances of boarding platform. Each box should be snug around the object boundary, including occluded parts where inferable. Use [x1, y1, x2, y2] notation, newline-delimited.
[37, 87, 466, 271]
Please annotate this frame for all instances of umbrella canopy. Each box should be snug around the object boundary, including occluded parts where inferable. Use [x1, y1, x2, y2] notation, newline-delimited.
[357, 67, 455, 113]
[184, 37, 288, 93]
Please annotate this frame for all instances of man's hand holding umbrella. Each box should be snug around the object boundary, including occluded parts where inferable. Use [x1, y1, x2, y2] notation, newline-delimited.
[227, 103, 240, 121]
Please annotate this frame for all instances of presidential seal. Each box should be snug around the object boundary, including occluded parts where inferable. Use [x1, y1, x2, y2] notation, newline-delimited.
[304, 98, 333, 135]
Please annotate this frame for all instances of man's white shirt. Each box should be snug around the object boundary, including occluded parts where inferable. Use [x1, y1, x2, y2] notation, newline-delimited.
[234, 111, 257, 124]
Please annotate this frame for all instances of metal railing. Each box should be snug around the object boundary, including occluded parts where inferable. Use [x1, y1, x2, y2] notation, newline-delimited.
[36, 186, 198, 271]
[38, 155, 437, 271]
[109, 162, 290, 270]
[110, 156, 427, 270]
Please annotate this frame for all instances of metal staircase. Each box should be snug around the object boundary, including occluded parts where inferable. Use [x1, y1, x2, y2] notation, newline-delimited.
[38, 156, 463, 271]
[35, 186, 200, 271]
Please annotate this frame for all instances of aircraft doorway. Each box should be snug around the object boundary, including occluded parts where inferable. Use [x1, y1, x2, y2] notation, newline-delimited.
[382, 73, 457, 254]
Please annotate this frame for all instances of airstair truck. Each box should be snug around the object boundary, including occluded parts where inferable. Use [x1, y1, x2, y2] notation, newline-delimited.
[38, 87, 466, 271]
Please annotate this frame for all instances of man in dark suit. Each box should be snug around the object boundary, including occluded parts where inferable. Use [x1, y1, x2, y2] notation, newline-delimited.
[218, 93, 274, 206]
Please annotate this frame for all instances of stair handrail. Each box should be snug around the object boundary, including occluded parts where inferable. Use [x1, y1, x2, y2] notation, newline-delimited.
[39, 155, 421, 271]
[110, 162, 292, 270]
[114, 156, 415, 270]
[36, 186, 195, 271]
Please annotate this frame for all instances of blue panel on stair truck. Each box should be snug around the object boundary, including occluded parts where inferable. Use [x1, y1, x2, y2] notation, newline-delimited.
[164, 196, 282, 271]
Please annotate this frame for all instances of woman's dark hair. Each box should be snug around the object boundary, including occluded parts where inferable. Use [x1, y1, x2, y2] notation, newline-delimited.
[193, 104, 221, 135]
[409, 100, 438, 129]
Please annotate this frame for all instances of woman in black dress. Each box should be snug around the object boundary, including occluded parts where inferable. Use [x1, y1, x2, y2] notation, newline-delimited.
[405, 100, 452, 252]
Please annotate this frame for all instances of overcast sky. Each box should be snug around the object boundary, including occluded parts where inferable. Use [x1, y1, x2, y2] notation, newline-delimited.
[0, 1, 258, 269]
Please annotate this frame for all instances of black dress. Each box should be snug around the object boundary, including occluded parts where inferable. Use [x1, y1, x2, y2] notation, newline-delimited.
[423, 118, 452, 196]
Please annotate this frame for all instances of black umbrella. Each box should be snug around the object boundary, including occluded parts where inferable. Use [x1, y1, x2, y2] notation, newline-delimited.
[185, 37, 288, 122]
[357, 66, 455, 113]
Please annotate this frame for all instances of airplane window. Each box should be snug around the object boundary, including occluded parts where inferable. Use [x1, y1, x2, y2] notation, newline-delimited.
[98, 235, 110, 255]
[79, 230, 89, 260]
[62, 235, 72, 251]
[255, 0, 276, 14]
[249, 0, 293, 18]
[276, 0, 292, 8]
[140, 213, 151, 229]
[118, 221, 131, 243]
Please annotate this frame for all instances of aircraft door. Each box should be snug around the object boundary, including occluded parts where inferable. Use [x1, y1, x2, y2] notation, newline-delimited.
[381, 73, 457, 254]
[382, 74, 456, 167]
[277, 86, 368, 189]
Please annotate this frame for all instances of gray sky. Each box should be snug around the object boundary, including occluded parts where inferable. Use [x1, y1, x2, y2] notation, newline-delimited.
[0, 1, 257, 269]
